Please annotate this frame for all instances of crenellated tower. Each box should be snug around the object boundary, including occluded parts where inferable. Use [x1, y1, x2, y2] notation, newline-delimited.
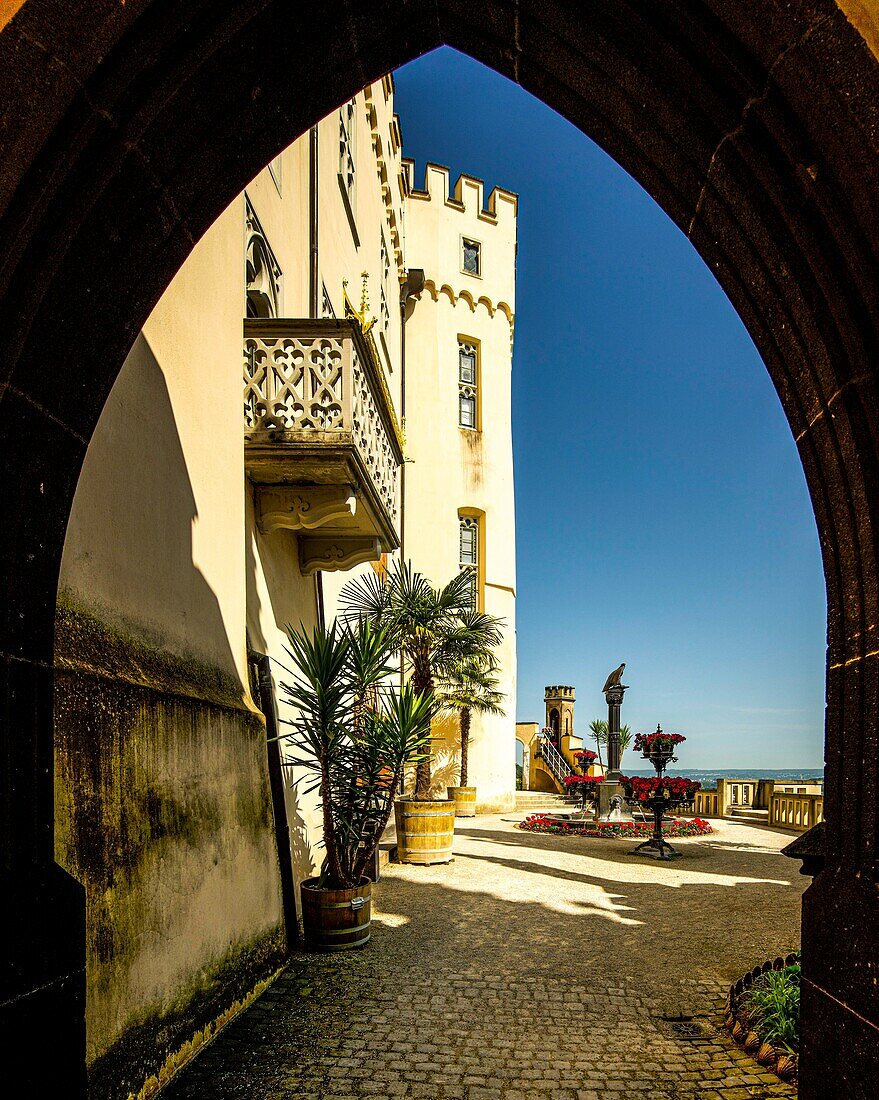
[402, 158, 518, 812]
[544, 685, 575, 742]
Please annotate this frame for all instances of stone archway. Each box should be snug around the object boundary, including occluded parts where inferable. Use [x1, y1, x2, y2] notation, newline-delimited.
[0, 3, 877, 1095]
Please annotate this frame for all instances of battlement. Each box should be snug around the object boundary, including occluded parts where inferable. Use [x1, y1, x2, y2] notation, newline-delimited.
[544, 685, 575, 701]
[403, 159, 517, 226]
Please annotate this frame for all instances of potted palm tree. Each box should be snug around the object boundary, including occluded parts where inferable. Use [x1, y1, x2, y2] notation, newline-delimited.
[340, 559, 503, 863]
[438, 655, 505, 817]
[280, 618, 433, 947]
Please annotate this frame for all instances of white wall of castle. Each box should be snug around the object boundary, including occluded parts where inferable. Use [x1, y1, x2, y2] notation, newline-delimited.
[403, 163, 518, 812]
[54, 73, 519, 1063]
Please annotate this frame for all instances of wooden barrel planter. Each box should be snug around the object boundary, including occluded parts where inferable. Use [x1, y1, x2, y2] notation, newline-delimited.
[394, 799, 456, 864]
[300, 877, 372, 951]
[447, 786, 477, 817]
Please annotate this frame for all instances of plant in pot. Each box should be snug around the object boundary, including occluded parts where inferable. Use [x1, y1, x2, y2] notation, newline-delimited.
[340, 559, 504, 864]
[280, 619, 433, 948]
[437, 654, 505, 817]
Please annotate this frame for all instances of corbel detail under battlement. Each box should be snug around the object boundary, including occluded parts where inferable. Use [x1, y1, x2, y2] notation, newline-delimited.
[420, 279, 514, 326]
[299, 536, 383, 575]
[256, 486, 357, 534]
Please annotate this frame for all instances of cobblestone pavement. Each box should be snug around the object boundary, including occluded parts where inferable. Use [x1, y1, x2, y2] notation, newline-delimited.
[165, 817, 804, 1099]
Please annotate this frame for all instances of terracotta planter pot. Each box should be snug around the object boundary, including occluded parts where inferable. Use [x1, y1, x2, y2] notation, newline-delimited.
[395, 799, 456, 864]
[756, 1042, 777, 1066]
[300, 877, 371, 951]
[447, 786, 477, 817]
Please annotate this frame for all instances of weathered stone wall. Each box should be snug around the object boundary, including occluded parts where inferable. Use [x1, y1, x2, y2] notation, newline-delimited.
[54, 599, 284, 1098]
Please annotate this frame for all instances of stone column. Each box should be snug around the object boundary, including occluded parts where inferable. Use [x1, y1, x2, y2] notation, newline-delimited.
[598, 682, 627, 819]
[605, 683, 626, 780]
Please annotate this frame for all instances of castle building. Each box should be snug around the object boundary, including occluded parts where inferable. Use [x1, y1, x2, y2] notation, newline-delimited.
[52, 76, 518, 1093]
[403, 163, 518, 810]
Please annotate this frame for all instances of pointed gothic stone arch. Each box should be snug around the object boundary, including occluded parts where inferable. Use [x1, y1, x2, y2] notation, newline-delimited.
[0, 3, 877, 1096]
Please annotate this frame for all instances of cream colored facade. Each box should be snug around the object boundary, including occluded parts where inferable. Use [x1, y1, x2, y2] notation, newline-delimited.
[53, 75, 518, 1086]
[403, 163, 518, 812]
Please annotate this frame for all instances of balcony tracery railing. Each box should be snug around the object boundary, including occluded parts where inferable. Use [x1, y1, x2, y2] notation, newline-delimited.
[243, 317, 403, 548]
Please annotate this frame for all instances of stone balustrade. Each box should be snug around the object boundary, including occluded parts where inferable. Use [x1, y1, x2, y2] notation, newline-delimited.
[243, 318, 403, 571]
[769, 791, 824, 832]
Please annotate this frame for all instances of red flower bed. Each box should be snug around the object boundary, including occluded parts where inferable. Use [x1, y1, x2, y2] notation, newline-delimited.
[573, 749, 598, 763]
[619, 775, 700, 802]
[517, 814, 713, 839]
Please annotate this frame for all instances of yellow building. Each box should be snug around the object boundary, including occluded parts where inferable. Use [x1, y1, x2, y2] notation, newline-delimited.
[53, 76, 518, 1091]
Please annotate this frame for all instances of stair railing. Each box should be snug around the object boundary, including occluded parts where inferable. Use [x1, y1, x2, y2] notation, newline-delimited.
[537, 734, 575, 796]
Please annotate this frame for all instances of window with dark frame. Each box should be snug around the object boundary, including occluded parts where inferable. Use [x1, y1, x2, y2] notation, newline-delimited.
[462, 238, 481, 276]
[459, 515, 479, 609]
[458, 340, 477, 429]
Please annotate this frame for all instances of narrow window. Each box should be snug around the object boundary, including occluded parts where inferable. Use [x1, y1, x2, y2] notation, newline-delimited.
[462, 238, 481, 276]
[380, 234, 390, 330]
[245, 199, 281, 318]
[459, 515, 479, 609]
[339, 100, 356, 207]
[458, 340, 478, 429]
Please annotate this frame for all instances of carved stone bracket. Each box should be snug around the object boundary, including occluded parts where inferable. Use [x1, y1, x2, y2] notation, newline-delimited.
[299, 536, 382, 575]
[256, 486, 356, 533]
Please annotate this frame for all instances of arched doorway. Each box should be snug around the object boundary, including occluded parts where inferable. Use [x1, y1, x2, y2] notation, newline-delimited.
[1, 4, 877, 1095]
[548, 708, 560, 744]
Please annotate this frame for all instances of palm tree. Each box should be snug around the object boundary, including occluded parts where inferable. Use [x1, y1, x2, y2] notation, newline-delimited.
[589, 718, 608, 770]
[339, 559, 504, 799]
[618, 724, 633, 767]
[437, 656, 505, 786]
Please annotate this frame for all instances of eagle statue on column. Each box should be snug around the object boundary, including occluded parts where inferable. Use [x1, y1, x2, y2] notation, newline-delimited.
[602, 663, 627, 693]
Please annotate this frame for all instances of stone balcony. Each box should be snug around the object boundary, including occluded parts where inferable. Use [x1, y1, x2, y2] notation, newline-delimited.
[243, 317, 403, 573]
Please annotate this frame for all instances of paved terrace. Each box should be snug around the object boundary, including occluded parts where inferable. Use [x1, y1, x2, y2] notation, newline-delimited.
[165, 817, 805, 1100]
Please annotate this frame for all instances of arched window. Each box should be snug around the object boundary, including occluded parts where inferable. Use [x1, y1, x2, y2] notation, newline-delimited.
[458, 513, 480, 609]
[245, 199, 281, 318]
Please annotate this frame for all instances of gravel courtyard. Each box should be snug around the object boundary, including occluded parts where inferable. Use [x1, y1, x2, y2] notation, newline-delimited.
[165, 816, 805, 1099]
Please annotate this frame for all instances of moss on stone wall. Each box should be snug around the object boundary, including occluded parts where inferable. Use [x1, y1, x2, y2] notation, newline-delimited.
[55, 592, 250, 712]
[87, 931, 286, 1100]
[53, 600, 286, 1098]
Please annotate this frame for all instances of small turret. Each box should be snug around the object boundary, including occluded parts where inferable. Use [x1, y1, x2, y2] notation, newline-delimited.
[544, 685, 575, 741]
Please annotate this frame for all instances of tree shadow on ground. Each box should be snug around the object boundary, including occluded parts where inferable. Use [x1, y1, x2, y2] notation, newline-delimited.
[163, 819, 805, 1099]
[457, 824, 797, 884]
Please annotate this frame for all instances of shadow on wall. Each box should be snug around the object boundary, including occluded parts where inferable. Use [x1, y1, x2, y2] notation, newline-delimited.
[244, 493, 324, 901]
[425, 711, 463, 795]
[54, 334, 284, 1100]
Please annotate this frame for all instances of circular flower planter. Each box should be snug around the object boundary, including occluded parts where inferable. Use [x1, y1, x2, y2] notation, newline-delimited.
[724, 953, 800, 1086]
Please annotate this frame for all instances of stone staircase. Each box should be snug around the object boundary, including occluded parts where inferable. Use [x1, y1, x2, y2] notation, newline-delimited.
[514, 791, 573, 814]
[726, 806, 770, 824]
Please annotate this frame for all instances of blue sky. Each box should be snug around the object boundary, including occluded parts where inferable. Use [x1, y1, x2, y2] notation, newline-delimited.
[394, 49, 826, 770]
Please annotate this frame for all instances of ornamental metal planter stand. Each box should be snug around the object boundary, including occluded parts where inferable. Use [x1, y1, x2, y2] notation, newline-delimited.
[633, 789, 683, 861]
[630, 724, 684, 861]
